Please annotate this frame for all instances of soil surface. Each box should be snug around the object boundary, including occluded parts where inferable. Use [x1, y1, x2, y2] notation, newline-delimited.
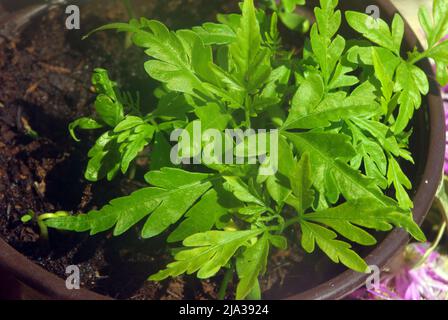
[0, 0, 370, 300]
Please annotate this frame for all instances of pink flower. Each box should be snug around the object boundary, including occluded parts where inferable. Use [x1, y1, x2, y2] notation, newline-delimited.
[351, 243, 448, 300]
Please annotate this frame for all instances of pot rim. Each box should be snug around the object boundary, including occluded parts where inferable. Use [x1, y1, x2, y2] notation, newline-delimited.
[0, 0, 445, 300]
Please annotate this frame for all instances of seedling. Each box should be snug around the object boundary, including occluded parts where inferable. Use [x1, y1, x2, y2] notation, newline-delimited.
[260, 0, 310, 32]
[21, 211, 69, 240]
[42, 0, 448, 299]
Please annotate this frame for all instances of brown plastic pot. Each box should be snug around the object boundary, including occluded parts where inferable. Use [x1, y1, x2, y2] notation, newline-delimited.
[0, 0, 445, 300]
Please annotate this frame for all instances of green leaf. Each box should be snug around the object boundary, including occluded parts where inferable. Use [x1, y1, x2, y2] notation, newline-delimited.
[345, 11, 399, 53]
[239, 205, 266, 216]
[372, 47, 395, 114]
[92, 69, 124, 126]
[69, 118, 103, 142]
[266, 175, 292, 205]
[310, 0, 343, 82]
[346, 44, 400, 69]
[150, 229, 265, 280]
[387, 156, 413, 209]
[418, 0, 448, 48]
[394, 62, 427, 133]
[269, 234, 288, 249]
[288, 153, 314, 214]
[311, 31, 345, 83]
[223, 176, 265, 207]
[347, 121, 388, 189]
[303, 199, 425, 242]
[314, 0, 341, 41]
[192, 23, 237, 45]
[229, 0, 272, 91]
[114, 116, 144, 132]
[131, 22, 209, 95]
[304, 202, 376, 246]
[284, 89, 379, 130]
[300, 219, 368, 272]
[21, 214, 33, 223]
[277, 136, 295, 176]
[85, 131, 122, 182]
[167, 189, 229, 243]
[120, 123, 155, 173]
[257, 65, 291, 112]
[194, 102, 232, 131]
[284, 132, 396, 207]
[264, 137, 295, 205]
[287, 73, 324, 123]
[282, 0, 305, 13]
[47, 168, 213, 237]
[153, 92, 194, 120]
[352, 118, 401, 156]
[425, 40, 448, 86]
[278, 12, 309, 33]
[391, 14, 405, 53]
[236, 232, 270, 300]
[426, 40, 448, 65]
[150, 132, 174, 171]
[141, 169, 215, 238]
[217, 13, 242, 32]
[178, 102, 232, 159]
[328, 60, 359, 90]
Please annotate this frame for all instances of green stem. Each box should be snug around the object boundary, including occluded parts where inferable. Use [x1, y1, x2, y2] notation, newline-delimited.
[244, 95, 252, 129]
[435, 176, 448, 231]
[38, 212, 69, 240]
[218, 266, 233, 300]
[408, 51, 428, 65]
[128, 163, 137, 180]
[284, 216, 301, 229]
[415, 221, 446, 268]
[414, 177, 448, 267]
[245, 110, 251, 128]
[149, 119, 160, 132]
[122, 0, 136, 19]
[122, 0, 136, 48]
[37, 220, 49, 240]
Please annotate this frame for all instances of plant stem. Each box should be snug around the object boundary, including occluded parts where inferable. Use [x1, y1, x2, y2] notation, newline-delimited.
[37, 220, 49, 240]
[218, 266, 233, 300]
[415, 221, 446, 268]
[128, 163, 137, 180]
[414, 177, 448, 267]
[245, 109, 251, 128]
[435, 176, 448, 235]
[244, 95, 252, 128]
[37, 212, 69, 240]
[122, 0, 136, 48]
[283, 216, 301, 229]
[408, 51, 428, 65]
[122, 0, 136, 19]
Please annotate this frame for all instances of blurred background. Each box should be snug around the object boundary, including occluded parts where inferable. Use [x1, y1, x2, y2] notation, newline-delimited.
[391, 0, 431, 44]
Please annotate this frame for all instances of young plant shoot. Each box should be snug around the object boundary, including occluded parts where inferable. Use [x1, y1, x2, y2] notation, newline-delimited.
[42, 0, 448, 300]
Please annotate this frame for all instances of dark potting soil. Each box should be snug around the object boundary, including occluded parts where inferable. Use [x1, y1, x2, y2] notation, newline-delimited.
[0, 0, 352, 300]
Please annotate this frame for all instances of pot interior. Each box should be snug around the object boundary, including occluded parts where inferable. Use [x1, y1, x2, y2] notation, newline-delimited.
[0, 0, 440, 300]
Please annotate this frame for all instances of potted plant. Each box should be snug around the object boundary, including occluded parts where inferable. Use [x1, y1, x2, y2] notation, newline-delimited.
[0, 0, 446, 300]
